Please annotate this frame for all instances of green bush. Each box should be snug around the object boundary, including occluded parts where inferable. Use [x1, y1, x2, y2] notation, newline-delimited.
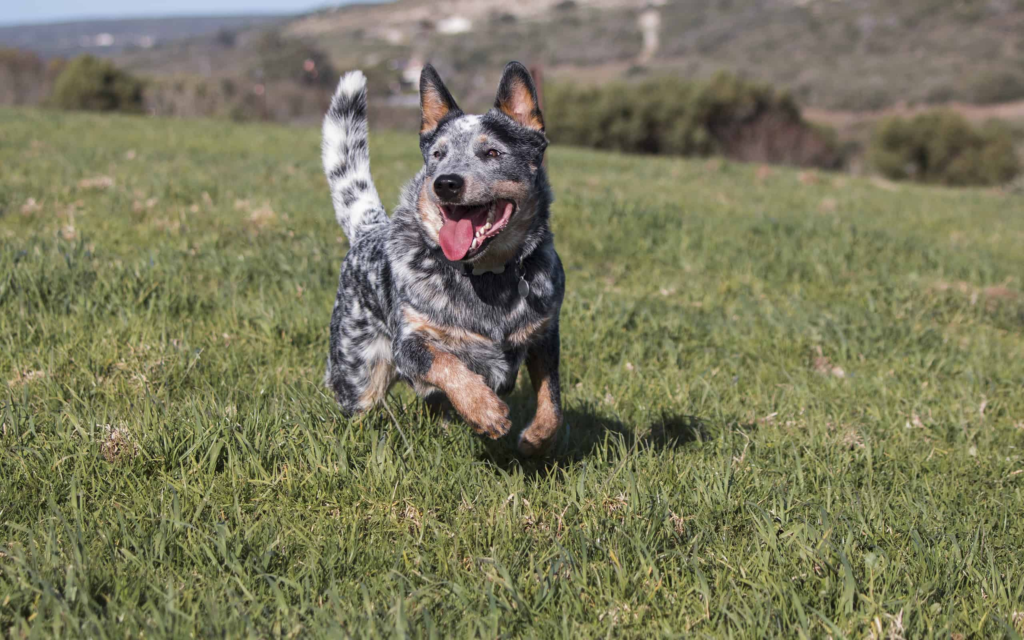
[50, 55, 144, 113]
[868, 110, 1020, 186]
[544, 72, 842, 168]
[969, 69, 1024, 105]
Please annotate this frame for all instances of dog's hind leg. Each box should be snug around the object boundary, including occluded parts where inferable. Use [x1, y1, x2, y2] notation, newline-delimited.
[422, 391, 454, 422]
[326, 332, 396, 414]
[326, 294, 396, 414]
[517, 322, 563, 457]
[356, 335, 397, 409]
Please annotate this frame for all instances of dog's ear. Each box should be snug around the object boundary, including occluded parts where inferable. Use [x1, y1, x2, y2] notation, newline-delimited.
[419, 64, 462, 135]
[494, 62, 544, 132]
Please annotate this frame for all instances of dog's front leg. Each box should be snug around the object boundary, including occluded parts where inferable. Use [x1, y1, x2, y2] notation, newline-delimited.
[518, 323, 563, 457]
[396, 337, 511, 438]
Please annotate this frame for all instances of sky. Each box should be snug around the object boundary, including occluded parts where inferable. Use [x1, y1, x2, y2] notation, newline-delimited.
[0, 0, 341, 26]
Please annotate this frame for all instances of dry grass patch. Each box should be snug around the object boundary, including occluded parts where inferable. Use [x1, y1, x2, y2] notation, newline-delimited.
[98, 424, 139, 463]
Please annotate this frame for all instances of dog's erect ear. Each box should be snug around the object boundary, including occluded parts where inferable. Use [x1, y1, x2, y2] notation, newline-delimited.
[420, 64, 462, 135]
[494, 62, 544, 132]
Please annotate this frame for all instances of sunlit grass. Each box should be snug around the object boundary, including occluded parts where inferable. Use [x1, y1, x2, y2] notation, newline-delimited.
[1, 107, 1023, 638]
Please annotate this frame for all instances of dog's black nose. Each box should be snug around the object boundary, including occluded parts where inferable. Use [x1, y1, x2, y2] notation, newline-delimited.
[433, 174, 464, 200]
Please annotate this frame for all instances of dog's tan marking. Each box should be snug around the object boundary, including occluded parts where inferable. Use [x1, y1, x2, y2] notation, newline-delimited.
[355, 335, 396, 410]
[518, 354, 562, 456]
[421, 86, 454, 133]
[497, 76, 544, 131]
[417, 185, 443, 241]
[403, 307, 490, 347]
[507, 316, 551, 348]
[493, 179, 529, 202]
[358, 359, 396, 410]
[423, 345, 510, 438]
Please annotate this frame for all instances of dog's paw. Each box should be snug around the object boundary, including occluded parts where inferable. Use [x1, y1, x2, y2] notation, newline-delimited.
[468, 395, 512, 439]
[517, 431, 552, 457]
[517, 419, 564, 457]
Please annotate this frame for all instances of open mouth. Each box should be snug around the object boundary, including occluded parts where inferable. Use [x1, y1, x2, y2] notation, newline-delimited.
[437, 199, 516, 262]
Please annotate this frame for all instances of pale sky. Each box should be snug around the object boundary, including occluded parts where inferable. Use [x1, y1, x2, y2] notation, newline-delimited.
[0, 1, 356, 26]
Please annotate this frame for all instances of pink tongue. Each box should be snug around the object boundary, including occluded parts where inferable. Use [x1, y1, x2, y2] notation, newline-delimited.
[438, 217, 475, 261]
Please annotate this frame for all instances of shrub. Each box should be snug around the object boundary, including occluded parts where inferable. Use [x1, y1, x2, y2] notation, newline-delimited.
[0, 48, 48, 106]
[251, 32, 336, 88]
[50, 55, 144, 113]
[969, 69, 1024, 105]
[214, 29, 237, 48]
[143, 75, 330, 123]
[868, 111, 1020, 186]
[544, 72, 842, 168]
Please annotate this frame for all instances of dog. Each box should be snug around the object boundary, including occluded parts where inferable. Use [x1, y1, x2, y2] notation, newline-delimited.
[321, 62, 565, 457]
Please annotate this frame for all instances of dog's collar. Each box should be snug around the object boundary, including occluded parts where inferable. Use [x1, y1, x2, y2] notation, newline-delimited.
[462, 254, 524, 277]
[467, 263, 505, 276]
[462, 255, 532, 297]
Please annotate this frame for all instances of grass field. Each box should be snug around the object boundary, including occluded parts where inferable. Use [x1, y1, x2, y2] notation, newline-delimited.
[1, 107, 1024, 638]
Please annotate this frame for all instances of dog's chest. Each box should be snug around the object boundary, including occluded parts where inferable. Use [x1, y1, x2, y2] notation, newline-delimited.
[400, 301, 548, 391]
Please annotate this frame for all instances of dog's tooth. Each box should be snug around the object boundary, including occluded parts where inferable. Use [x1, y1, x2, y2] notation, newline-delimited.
[471, 238, 479, 250]
[483, 222, 492, 230]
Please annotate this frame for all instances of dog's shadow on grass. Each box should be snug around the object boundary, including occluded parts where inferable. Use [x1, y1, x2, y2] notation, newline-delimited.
[477, 396, 708, 477]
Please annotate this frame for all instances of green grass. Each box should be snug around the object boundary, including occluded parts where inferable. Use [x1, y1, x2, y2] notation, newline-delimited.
[1, 107, 1023, 638]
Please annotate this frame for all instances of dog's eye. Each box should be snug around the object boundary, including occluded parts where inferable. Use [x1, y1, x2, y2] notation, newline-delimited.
[486, 149, 501, 159]
[432, 150, 442, 159]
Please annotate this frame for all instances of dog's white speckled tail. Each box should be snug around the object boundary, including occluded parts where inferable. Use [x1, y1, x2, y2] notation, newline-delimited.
[322, 71, 387, 241]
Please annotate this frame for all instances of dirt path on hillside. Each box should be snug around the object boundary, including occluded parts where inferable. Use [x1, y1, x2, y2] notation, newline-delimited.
[805, 100, 1024, 129]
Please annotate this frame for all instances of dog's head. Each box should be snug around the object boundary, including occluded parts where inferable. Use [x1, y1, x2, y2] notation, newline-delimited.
[415, 62, 549, 267]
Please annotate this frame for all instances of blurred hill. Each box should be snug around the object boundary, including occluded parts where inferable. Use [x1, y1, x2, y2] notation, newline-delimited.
[279, 0, 1024, 111]
[7, 0, 1024, 114]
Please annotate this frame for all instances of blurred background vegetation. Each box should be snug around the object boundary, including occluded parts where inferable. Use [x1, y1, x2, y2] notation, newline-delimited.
[869, 111, 1021, 186]
[545, 73, 844, 169]
[2, 0, 1023, 186]
[49, 55, 144, 113]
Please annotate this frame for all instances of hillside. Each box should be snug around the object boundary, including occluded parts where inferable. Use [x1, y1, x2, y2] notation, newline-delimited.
[284, 0, 1024, 111]
[3, 0, 1022, 145]
[13, 1, 1020, 115]
[2, 107, 1023, 637]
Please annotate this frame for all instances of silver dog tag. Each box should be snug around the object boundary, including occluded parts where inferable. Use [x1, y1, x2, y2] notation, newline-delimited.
[518, 277, 530, 298]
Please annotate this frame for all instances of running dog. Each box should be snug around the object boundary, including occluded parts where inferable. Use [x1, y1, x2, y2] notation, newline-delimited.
[321, 62, 564, 456]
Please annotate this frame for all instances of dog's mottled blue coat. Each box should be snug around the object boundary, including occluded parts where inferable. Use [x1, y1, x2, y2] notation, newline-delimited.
[322, 63, 565, 456]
